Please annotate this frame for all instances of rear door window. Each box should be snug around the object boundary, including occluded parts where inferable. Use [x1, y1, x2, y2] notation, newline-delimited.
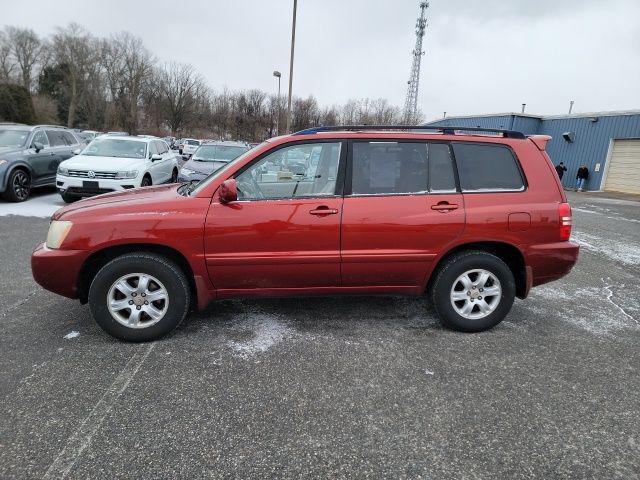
[452, 143, 525, 192]
[351, 142, 428, 195]
[61, 131, 78, 146]
[46, 130, 65, 147]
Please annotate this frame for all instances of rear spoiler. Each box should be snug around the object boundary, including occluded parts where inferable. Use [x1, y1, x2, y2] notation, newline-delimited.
[528, 135, 552, 151]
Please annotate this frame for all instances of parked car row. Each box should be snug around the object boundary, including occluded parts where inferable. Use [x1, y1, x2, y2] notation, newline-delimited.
[0, 124, 85, 201]
[0, 122, 254, 203]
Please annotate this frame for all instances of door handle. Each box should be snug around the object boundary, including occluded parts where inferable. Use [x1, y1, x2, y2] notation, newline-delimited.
[431, 202, 459, 212]
[309, 206, 339, 216]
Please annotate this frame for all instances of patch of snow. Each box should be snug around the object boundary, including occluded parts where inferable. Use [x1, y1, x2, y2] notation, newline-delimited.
[531, 282, 639, 334]
[424, 369, 434, 375]
[573, 206, 640, 224]
[63, 330, 80, 339]
[572, 231, 640, 266]
[226, 312, 294, 359]
[0, 193, 64, 218]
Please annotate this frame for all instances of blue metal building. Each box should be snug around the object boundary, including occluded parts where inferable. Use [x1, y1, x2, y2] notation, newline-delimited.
[426, 111, 640, 193]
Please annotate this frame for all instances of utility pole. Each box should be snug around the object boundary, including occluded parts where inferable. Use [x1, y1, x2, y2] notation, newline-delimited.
[569, 100, 574, 114]
[273, 70, 281, 136]
[403, 2, 428, 125]
[285, 0, 297, 133]
[521, 103, 526, 113]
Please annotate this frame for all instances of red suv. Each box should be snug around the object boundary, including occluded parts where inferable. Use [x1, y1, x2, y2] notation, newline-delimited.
[31, 126, 579, 341]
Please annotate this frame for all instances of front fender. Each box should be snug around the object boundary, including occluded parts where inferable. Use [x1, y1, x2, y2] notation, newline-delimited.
[0, 160, 34, 191]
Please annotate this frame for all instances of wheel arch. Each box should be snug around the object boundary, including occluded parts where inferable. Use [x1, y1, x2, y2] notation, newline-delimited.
[76, 243, 197, 307]
[426, 241, 528, 299]
[1, 162, 33, 191]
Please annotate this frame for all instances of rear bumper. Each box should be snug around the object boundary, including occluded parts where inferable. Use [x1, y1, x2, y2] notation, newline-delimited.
[526, 241, 580, 288]
[31, 243, 90, 299]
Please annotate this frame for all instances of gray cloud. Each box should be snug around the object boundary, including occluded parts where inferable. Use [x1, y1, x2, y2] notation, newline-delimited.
[2, 0, 639, 122]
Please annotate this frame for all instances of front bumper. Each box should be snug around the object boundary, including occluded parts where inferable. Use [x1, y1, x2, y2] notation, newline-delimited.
[56, 174, 140, 197]
[31, 243, 90, 299]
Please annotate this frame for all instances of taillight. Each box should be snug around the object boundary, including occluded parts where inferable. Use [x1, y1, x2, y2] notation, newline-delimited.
[559, 203, 572, 241]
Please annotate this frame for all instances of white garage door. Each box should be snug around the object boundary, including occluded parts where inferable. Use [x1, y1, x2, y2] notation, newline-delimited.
[604, 139, 640, 194]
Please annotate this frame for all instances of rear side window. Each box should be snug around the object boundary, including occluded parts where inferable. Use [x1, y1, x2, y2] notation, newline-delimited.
[352, 142, 428, 195]
[46, 130, 65, 147]
[452, 143, 525, 192]
[61, 131, 78, 145]
[350, 141, 458, 195]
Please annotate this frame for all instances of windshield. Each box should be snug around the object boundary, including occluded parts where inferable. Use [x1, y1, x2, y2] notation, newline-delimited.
[82, 138, 147, 159]
[0, 129, 29, 148]
[186, 144, 262, 196]
[193, 145, 248, 162]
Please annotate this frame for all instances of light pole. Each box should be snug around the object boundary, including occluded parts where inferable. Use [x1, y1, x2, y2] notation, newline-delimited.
[285, 0, 297, 133]
[273, 70, 281, 136]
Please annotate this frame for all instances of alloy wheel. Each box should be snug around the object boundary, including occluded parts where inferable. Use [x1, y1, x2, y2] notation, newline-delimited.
[12, 171, 30, 201]
[450, 269, 502, 320]
[107, 273, 169, 329]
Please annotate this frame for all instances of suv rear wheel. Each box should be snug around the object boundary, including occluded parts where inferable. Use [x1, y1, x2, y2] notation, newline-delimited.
[431, 251, 515, 332]
[88, 253, 190, 342]
[3, 169, 31, 202]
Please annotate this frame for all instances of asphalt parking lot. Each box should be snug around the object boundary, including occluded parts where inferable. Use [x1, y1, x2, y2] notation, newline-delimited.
[1, 188, 638, 479]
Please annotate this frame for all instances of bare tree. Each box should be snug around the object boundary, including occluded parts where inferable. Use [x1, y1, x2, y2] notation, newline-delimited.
[51, 24, 97, 127]
[6, 27, 43, 91]
[0, 30, 15, 82]
[155, 62, 206, 135]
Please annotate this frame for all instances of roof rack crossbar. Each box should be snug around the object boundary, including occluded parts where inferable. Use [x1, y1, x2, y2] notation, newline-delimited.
[292, 125, 526, 139]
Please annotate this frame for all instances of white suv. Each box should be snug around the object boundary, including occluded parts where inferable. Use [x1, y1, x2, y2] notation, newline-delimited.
[181, 139, 201, 159]
[56, 135, 180, 202]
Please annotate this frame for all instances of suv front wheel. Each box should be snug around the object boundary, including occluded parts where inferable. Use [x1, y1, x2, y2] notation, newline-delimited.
[88, 253, 191, 342]
[431, 251, 515, 332]
[3, 169, 31, 202]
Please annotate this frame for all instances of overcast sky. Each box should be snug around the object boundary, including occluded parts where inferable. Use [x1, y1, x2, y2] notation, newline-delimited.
[2, 0, 639, 121]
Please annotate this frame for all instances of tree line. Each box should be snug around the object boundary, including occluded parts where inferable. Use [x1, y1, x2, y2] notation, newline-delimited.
[0, 24, 417, 141]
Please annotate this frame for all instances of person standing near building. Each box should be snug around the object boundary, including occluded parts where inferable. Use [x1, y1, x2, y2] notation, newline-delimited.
[575, 165, 589, 192]
[555, 162, 567, 180]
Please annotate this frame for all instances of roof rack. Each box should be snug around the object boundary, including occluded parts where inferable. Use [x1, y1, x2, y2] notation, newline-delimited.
[292, 125, 526, 139]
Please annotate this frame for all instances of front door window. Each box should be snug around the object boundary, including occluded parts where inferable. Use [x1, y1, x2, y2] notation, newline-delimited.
[235, 142, 342, 200]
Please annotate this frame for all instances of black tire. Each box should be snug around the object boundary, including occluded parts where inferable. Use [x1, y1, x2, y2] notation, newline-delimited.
[60, 192, 80, 203]
[2, 169, 31, 202]
[431, 250, 515, 332]
[141, 175, 152, 187]
[170, 168, 178, 183]
[88, 253, 191, 342]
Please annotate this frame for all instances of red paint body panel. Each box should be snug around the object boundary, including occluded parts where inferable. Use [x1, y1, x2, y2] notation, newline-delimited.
[340, 194, 464, 286]
[31, 131, 579, 309]
[204, 196, 343, 289]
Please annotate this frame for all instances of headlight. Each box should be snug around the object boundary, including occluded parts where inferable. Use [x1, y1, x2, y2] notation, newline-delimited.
[57, 166, 69, 176]
[46, 220, 73, 249]
[180, 168, 195, 175]
[115, 170, 138, 179]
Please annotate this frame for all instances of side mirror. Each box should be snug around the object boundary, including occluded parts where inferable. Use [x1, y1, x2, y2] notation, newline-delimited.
[218, 179, 237, 204]
[72, 148, 81, 155]
[33, 142, 44, 153]
[151, 154, 163, 161]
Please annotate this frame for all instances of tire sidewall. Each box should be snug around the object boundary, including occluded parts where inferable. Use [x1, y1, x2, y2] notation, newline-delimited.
[5, 169, 31, 202]
[88, 254, 190, 342]
[432, 252, 515, 332]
